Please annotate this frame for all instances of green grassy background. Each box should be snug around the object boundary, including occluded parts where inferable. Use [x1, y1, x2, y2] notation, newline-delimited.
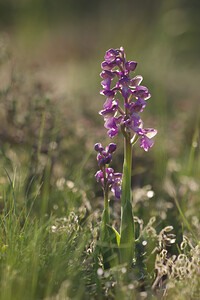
[0, 0, 199, 299]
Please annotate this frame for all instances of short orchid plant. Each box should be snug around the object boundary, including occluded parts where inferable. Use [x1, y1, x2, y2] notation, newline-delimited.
[94, 47, 157, 268]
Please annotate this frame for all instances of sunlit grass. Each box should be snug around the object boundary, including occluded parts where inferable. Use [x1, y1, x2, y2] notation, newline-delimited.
[0, 10, 199, 297]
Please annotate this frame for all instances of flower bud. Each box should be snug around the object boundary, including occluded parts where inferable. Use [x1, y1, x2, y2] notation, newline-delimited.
[105, 49, 119, 63]
[94, 143, 103, 152]
[108, 143, 117, 153]
[125, 61, 137, 71]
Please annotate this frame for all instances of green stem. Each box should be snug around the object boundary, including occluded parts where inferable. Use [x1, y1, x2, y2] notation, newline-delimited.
[103, 170, 109, 210]
[100, 183, 111, 269]
[121, 133, 132, 207]
[120, 132, 135, 265]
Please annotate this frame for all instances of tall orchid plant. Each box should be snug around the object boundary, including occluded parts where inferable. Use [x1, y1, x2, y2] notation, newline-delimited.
[95, 47, 157, 268]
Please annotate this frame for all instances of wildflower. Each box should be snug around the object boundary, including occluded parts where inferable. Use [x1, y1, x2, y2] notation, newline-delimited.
[94, 143, 122, 198]
[99, 47, 157, 151]
[94, 47, 158, 269]
[136, 128, 157, 151]
[94, 168, 122, 199]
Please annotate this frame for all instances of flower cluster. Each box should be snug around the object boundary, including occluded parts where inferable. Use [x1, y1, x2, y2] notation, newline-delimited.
[94, 143, 122, 199]
[100, 47, 157, 151]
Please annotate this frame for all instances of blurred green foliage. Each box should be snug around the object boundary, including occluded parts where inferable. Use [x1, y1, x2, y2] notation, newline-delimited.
[0, 0, 199, 298]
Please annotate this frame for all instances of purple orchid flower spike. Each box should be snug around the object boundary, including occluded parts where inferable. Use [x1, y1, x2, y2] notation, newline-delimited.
[99, 47, 157, 151]
[94, 47, 158, 268]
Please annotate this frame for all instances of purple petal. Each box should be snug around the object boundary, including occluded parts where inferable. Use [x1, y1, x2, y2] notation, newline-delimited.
[103, 98, 113, 109]
[97, 153, 103, 162]
[131, 113, 141, 126]
[100, 70, 116, 79]
[101, 61, 116, 70]
[131, 86, 151, 100]
[115, 186, 121, 199]
[115, 57, 123, 66]
[101, 78, 111, 90]
[130, 75, 143, 86]
[105, 49, 119, 63]
[100, 89, 116, 98]
[99, 100, 119, 117]
[118, 76, 129, 85]
[124, 113, 141, 131]
[103, 154, 112, 165]
[104, 117, 117, 130]
[94, 170, 103, 181]
[111, 175, 122, 199]
[107, 127, 118, 138]
[130, 86, 148, 98]
[140, 136, 154, 152]
[118, 76, 130, 98]
[122, 84, 130, 98]
[134, 98, 147, 112]
[105, 167, 114, 174]
[113, 173, 122, 178]
[141, 128, 157, 138]
[125, 60, 137, 71]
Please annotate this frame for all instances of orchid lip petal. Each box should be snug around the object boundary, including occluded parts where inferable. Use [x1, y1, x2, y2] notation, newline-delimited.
[140, 136, 154, 151]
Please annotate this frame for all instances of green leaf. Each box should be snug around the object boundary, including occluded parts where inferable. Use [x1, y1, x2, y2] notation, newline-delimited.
[100, 208, 119, 268]
[120, 201, 135, 265]
[106, 225, 120, 246]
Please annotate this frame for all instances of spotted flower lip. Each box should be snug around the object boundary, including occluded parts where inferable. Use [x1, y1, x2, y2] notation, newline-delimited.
[135, 128, 157, 151]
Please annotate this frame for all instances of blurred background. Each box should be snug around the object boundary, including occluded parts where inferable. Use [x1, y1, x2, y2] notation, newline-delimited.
[0, 0, 199, 233]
